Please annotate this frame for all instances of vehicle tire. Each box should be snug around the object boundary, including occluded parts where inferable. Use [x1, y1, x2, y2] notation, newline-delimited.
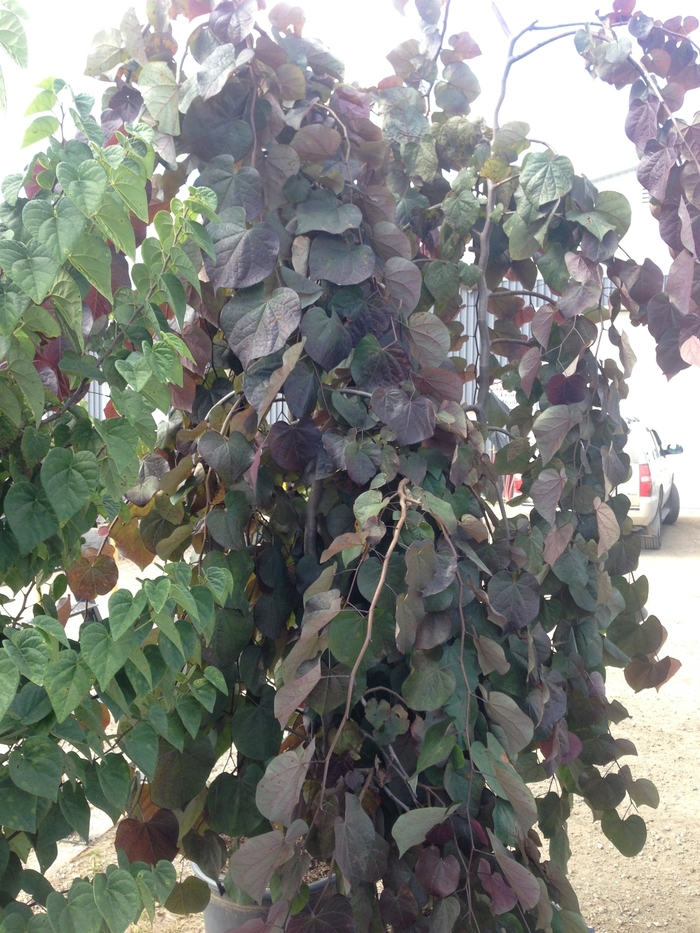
[642, 499, 662, 550]
[663, 482, 680, 525]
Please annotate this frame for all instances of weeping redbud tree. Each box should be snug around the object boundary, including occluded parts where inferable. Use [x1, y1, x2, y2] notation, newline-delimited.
[0, 1, 696, 932]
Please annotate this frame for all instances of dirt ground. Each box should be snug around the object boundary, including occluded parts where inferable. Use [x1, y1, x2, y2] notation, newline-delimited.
[47, 512, 700, 933]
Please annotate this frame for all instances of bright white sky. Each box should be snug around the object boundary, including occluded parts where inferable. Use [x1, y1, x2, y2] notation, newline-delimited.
[2, 0, 699, 493]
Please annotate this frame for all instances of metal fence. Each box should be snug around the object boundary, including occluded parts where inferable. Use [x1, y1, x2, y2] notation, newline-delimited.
[86, 277, 614, 423]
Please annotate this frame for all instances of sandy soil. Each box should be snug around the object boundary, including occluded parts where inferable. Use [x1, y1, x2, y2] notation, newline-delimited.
[46, 513, 700, 933]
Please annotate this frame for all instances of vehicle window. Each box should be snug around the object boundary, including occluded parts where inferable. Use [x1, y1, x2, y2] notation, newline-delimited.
[646, 429, 660, 459]
[625, 429, 642, 464]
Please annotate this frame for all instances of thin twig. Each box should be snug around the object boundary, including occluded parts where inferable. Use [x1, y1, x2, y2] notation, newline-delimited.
[425, 0, 452, 116]
[314, 102, 351, 162]
[96, 516, 119, 558]
[204, 389, 238, 422]
[475, 179, 496, 423]
[304, 479, 323, 557]
[247, 64, 258, 171]
[319, 479, 410, 801]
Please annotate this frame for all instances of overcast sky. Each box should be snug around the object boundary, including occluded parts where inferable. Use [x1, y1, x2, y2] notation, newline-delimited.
[3, 0, 699, 471]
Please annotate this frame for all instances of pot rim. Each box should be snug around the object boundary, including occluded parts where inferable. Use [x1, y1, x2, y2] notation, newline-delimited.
[190, 861, 333, 901]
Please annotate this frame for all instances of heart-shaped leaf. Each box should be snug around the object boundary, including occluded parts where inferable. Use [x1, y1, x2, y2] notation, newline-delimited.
[67, 551, 119, 601]
[56, 160, 109, 217]
[268, 418, 322, 472]
[487, 571, 540, 631]
[308, 234, 375, 285]
[370, 386, 435, 445]
[22, 198, 86, 263]
[383, 257, 422, 312]
[601, 810, 647, 857]
[198, 430, 255, 486]
[296, 189, 363, 235]
[220, 284, 301, 367]
[351, 335, 410, 390]
[207, 208, 279, 290]
[196, 157, 264, 219]
[115, 809, 180, 866]
[301, 305, 352, 371]
[414, 845, 460, 897]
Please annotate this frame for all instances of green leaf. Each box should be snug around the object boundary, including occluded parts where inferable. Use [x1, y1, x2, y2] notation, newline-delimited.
[424, 260, 462, 305]
[25, 87, 57, 115]
[401, 650, 456, 711]
[84, 27, 126, 76]
[111, 164, 149, 222]
[22, 198, 86, 263]
[29, 614, 69, 648]
[108, 589, 148, 640]
[69, 232, 113, 299]
[6, 627, 51, 683]
[56, 880, 103, 933]
[595, 190, 631, 238]
[151, 735, 216, 809]
[56, 161, 108, 217]
[207, 769, 264, 836]
[0, 648, 20, 721]
[230, 692, 282, 761]
[204, 666, 228, 694]
[163, 877, 210, 916]
[4, 480, 59, 553]
[51, 270, 85, 352]
[122, 722, 159, 781]
[44, 650, 93, 722]
[59, 782, 91, 842]
[139, 61, 179, 136]
[21, 114, 58, 148]
[6, 344, 46, 423]
[296, 189, 362, 235]
[416, 718, 456, 775]
[0, 8, 27, 67]
[566, 208, 615, 241]
[93, 870, 140, 933]
[0, 377, 22, 426]
[95, 418, 139, 474]
[442, 191, 481, 237]
[0, 240, 60, 304]
[40, 448, 96, 523]
[0, 772, 37, 832]
[392, 806, 457, 857]
[8, 736, 64, 801]
[600, 810, 647, 857]
[520, 152, 574, 207]
[144, 577, 172, 614]
[95, 193, 136, 258]
[96, 754, 131, 813]
[80, 622, 134, 691]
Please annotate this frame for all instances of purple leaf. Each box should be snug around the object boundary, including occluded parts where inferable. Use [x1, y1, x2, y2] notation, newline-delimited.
[220, 285, 301, 368]
[624, 94, 660, 148]
[414, 846, 459, 898]
[637, 141, 676, 200]
[487, 571, 540, 632]
[333, 794, 375, 890]
[370, 387, 436, 445]
[269, 419, 322, 472]
[207, 213, 279, 290]
[288, 895, 355, 933]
